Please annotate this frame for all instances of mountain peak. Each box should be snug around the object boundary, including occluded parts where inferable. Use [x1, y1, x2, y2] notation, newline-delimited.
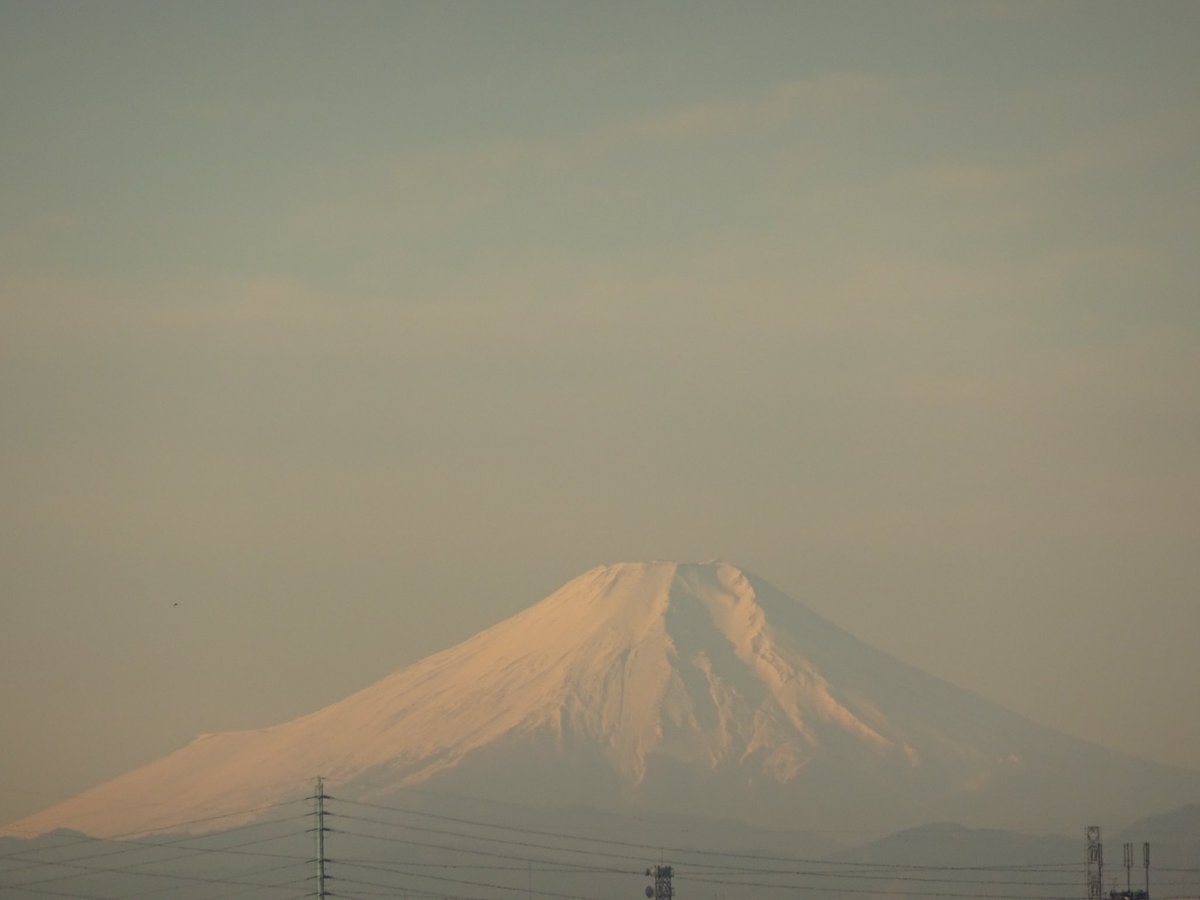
[8, 560, 1199, 839]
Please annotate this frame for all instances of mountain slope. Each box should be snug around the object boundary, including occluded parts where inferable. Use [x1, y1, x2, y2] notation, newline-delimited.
[7, 560, 1199, 838]
[1115, 802, 1200, 887]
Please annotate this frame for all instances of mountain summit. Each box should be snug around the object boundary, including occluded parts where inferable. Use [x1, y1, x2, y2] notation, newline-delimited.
[9, 561, 1199, 838]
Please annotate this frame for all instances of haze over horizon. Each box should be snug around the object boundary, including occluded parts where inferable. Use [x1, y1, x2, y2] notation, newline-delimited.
[2, 2, 1199, 830]
[10, 560, 1199, 842]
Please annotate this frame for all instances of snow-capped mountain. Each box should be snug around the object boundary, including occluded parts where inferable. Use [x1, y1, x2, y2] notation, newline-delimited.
[8, 561, 1199, 838]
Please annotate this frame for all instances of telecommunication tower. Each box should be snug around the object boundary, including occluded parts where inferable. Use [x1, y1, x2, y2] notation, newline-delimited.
[1086, 826, 1104, 900]
[646, 865, 674, 900]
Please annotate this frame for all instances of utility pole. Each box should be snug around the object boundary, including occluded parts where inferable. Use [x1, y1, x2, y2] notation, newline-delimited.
[1124, 842, 1134, 896]
[1143, 842, 1150, 900]
[313, 776, 329, 900]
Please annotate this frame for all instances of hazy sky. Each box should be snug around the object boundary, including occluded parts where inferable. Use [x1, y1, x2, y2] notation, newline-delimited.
[2, 1, 1198, 828]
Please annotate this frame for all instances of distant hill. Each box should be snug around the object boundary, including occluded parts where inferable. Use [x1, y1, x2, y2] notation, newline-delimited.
[5, 797, 1197, 900]
[830, 821, 1079, 866]
[1116, 803, 1200, 900]
[822, 822, 1082, 900]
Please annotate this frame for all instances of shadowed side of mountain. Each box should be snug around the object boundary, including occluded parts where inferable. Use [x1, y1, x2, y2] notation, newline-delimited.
[5, 561, 1199, 840]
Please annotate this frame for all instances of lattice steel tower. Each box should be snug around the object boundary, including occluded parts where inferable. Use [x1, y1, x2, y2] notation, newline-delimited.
[313, 776, 329, 900]
[646, 865, 674, 900]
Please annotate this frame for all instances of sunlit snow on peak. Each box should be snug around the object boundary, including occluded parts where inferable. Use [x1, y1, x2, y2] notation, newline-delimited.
[9, 559, 1199, 839]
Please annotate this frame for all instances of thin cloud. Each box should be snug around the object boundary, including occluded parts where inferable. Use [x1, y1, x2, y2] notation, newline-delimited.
[910, 162, 1019, 197]
[596, 73, 893, 149]
[0, 274, 342, 359]
[287, 73, 893, 251]
[191, 277, 339, 329]
[1046, 106, 1200, 176]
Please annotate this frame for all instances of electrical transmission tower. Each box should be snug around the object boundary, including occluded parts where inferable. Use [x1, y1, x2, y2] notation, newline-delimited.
[312, 776, 329, 900]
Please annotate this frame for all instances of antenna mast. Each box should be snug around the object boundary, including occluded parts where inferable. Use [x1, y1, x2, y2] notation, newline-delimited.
[646, 865, 674, 900]
[1087, 826, 1104, 900]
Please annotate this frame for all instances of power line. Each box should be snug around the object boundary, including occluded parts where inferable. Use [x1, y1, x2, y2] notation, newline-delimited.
[0, 796, 309, 863]
[12, 782, 1188, 900]
[0, 798, 313, 898]
[329, 817, 651, 868]
[328, 863, 609, 900]
[0, 810, 310, 882]
[674, 870, 1088, 900]
[326, 796, 1084, 890]
[0, 854, 310, 895]
[326, 820, 1080, 890]
[327, 795, 1082, 873]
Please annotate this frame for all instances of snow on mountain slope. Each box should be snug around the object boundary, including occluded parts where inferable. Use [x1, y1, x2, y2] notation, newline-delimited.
[7, 561, 1199, 838]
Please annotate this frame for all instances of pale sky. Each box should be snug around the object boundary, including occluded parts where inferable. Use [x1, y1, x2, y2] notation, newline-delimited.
[2, 1, 1198, 829]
